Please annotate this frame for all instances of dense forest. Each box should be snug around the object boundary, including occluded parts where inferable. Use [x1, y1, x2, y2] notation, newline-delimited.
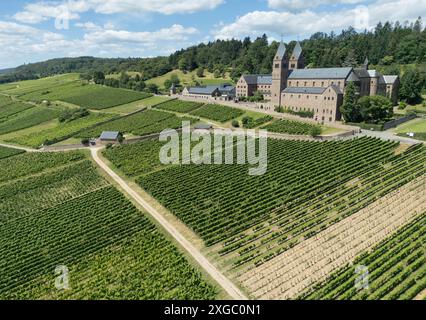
[1, 18, 425, 85]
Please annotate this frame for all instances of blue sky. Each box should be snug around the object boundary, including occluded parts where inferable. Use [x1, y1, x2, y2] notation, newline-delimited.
[0, 0, 424, 69]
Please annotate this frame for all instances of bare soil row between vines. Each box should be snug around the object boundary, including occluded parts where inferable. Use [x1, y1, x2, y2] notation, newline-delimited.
[239, 175, 426, 299]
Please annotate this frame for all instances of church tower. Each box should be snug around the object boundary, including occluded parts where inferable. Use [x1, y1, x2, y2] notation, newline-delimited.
[363, 57, 369, 70]
[289, 41, 305, 70]
[271, 41, 288, 106]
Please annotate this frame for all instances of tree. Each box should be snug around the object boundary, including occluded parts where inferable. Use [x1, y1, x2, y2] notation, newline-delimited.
[399, 69, 423, 103]
[380, 55, 394, 65]
[119, 72, 130, 86]
[196, 67, 205, 78]
[134, 81, 146, 91]
[342, 50, 358, 67]
[310, 126, 322, 137]
[170, 74, 180, 86]
[164, 79, 172, 89]
[214, 69, 221, 78]
[146, 83, 159, 94]
[178, 58, 188, 71]
[340, 82, 361, 122]
[93, 71, 105, 84]
[358, 95, 393, 122]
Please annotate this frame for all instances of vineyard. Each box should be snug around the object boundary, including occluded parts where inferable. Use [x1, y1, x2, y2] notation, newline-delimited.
[190, 104, 244, 122]
[156, 100, 204, 113]
[6, 113, 116, 147]
[262, 119, 321, 135]
[61, 85, 152, 110]
[0, 106, 61, 135]
[103, 138, 168, 176]
[239, 176, 426, 299]
[0, 145, 24, 160]
[0, 151, 84, 183]
[136, 138, 425, 268]
[0, 74, 152, 110]
[300, 213, 426, 300]
[77, 109, 196, 139]
[0, 101, 34, 120]
[0, 151, 217, 299]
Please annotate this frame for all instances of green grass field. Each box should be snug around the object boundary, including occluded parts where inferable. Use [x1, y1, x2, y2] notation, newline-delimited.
[146, 69, 232, 89]
[0, 74, 79, 95]
[0, 151, 217, 299]
[394, 118, 426, 141]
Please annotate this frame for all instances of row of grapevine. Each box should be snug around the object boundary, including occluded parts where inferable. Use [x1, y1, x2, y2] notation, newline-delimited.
[0, 151, 217, 299]
[155, 100, 204, 113]
[77, 109, 195, 139]
[238, 177, 425, 299]
[0, 160, 109, 222]
[0, 145, 24, 160]
[133, 137, 425, 280]
[16, 80, 152, 110]
[262, 119, 321, 135]
[0, 150, 84, 183]
[299, 213, 426, 300]
[190, 104, 244, 122]
[0, 106, 61, 136]
[0, 101, 34, 121]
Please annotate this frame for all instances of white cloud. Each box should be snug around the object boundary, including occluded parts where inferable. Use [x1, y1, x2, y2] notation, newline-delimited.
[83, 24, 198, 44]
[14, 0, 224, 24]
[0, 20, 199, 68]
[215, 0, 426, 39]
[267, 0, 366, 10]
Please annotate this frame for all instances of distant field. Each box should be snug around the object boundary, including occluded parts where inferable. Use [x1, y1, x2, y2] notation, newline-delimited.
[6, 113, 116, 147]
[0, 74, 79, 95]
[0, 145, 24, 160]
[104, 95, 172, 114]
[18, 82, 152, 110]
[146, 69, 232, 89]
[190, 104, 244, 122]
[0, 151, 217, 299]
[0, 95, 14, 106]
[77, 109, 196, 138]
[62, 85, 152, 110]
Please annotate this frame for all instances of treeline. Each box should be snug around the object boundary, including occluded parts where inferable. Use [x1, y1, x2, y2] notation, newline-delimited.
[87, 71, 160, 94]
[1, 18, 425, 85]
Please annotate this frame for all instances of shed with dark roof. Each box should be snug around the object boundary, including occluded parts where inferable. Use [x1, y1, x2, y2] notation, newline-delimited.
[99, 131, 122, 142]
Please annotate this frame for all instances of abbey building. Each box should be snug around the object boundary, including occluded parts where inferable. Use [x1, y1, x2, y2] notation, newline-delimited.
[236, 42, 399, 123]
